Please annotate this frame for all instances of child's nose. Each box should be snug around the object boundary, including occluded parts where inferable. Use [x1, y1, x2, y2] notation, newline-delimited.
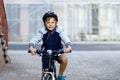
[49, 24, 52, 26]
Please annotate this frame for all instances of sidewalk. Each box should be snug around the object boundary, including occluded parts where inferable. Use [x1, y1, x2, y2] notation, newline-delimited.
[1, 50, 120, 80]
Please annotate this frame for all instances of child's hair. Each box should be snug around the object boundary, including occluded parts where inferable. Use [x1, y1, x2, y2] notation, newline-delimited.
[42, 11, 58, 23]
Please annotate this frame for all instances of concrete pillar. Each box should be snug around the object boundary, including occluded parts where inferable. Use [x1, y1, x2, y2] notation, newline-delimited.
[71, 5, 75, 40]
[20, 4, 29, 42]
[99, 4, 110, 39]
[63, 4, 68, 35]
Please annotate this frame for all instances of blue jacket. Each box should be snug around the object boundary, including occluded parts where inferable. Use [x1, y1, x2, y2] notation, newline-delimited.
[29, 26, 71, 50]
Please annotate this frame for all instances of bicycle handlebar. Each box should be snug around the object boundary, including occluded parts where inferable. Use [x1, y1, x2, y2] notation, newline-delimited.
[28, 49, 65, 55]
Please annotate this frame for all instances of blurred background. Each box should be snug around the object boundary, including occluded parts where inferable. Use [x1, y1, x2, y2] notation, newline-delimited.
[1, 1, 120, 79]
[3, 0, 120, 42]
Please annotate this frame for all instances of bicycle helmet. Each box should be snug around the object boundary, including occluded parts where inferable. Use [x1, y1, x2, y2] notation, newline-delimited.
[42, 11, 58, 23]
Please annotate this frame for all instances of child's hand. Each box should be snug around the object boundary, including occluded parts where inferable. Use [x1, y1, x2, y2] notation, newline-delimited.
[64, 45, 71, 53]
[29, 46, 36, 55]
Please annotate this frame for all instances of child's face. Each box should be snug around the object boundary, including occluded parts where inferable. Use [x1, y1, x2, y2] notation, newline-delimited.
[45, 17, 57, 31]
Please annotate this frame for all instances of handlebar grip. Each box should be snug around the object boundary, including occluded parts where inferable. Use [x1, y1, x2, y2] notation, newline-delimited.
[28, 50, 31, 53]
[57, 49, 64, 54]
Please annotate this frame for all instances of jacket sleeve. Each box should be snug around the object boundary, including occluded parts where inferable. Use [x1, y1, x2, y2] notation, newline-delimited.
[57, 26, 71, 47]
[29, 30, 43, 47]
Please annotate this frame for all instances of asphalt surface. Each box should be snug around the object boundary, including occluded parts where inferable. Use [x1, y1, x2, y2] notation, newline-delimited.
[1, 51, 120, 80]
[1, 43, 120, 80]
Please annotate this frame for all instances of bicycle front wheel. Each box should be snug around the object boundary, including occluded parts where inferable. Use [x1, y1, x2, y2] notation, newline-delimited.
[44, 73, 52, 80]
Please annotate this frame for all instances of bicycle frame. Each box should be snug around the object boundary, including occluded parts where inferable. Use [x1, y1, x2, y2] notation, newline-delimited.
[43, 51, 57, 80]
[28, 49, 64, 80]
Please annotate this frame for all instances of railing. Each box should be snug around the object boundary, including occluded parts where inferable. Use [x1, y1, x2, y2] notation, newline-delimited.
[0, 0, 10, 70]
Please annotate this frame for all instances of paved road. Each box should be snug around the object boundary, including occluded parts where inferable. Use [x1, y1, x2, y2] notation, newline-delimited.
[1, 50, 120, 80]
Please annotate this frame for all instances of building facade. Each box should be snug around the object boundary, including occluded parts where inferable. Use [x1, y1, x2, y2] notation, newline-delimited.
[4, 0, 120, 42]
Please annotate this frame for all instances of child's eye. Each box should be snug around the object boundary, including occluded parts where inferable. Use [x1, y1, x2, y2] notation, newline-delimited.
[46, 22, 50, 24]
[52, 22, 55, 23]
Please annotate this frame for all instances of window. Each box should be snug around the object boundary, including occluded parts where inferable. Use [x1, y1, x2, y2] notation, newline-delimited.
[5, 4, 20, 41]
[29, 4, 47, 37]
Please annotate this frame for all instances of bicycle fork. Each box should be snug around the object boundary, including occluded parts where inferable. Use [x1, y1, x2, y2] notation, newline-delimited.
[44, 72, 56, 80]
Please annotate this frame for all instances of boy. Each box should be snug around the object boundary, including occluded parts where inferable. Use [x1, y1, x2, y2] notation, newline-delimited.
[29, 11, 71, 80]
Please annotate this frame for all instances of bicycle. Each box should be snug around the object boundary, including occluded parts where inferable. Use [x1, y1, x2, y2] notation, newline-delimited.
[28, 49, 65, 80]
